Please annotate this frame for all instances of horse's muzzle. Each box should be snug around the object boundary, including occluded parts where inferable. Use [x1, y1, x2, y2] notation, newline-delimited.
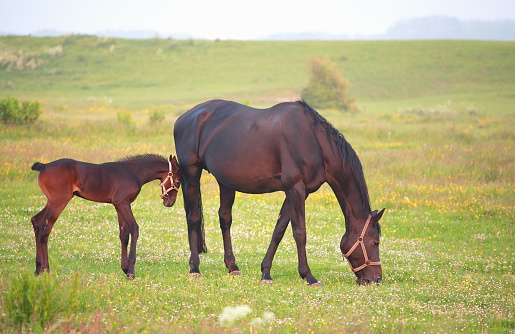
[356, 276, 382, 285]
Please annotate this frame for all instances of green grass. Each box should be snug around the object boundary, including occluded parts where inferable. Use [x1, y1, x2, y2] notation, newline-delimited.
[1, 36, 514, 113]
[0, 37, 514, 333]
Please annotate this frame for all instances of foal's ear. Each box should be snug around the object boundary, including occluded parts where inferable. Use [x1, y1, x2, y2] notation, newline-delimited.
[170, 156, 179, 169]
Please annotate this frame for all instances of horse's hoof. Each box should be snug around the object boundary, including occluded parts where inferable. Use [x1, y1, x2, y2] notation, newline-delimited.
[189, 272, 202, 278]
[229, 270, 242, 276]
[309, 281, 322, 287]
[260, 279, 273, 284]
[127, 273, 135, 280]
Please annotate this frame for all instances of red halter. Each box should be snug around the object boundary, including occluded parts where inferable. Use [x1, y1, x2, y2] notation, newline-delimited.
[343, 215, 381, 272]
[160, 160, 179, 199]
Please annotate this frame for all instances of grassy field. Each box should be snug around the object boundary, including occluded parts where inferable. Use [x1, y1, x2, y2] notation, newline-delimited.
[0, 37, 514, 333]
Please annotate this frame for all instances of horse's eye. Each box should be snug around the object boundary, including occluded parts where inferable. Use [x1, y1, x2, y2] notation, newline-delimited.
[373, 242, 379, 247]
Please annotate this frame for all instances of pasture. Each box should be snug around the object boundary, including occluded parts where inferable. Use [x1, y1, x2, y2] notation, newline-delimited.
[0, 37, 514, 333]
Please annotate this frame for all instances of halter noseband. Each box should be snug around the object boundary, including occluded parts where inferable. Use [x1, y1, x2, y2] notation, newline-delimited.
[160, 160, 179, 199]
[343, 215, 381, 272]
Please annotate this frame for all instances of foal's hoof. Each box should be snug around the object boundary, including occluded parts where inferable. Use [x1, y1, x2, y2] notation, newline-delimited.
[309, 281, 322, 287]
[189, 272, 202, 278]
[229, 270, 242, 276]
[126, 273, 136, 280]
[260, 279, 273, 284]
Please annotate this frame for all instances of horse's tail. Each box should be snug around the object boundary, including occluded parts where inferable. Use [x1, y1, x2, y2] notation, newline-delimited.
[31, 162, 46, 172]
[197, 196, 207, 254]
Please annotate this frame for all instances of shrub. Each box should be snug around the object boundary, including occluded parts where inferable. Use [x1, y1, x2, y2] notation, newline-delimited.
[148, 108, 165, 125]
[117, 111, 133, 126]
[301, 57, 358, 112]
[0, 96, 42, 124]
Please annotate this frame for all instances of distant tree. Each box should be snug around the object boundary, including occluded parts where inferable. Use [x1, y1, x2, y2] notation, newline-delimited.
[301, 57, 358, 112]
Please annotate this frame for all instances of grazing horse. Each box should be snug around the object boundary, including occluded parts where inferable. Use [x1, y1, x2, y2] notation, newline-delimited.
[30, 154, 181, 279]
[174, 99, 385, 286]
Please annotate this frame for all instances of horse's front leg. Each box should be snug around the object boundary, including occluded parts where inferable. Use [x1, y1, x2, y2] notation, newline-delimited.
[287, 185, 320, 286]
[260, 200, 290, 283]
[218, 184, 240, 275]
[114, 202, 139, 279]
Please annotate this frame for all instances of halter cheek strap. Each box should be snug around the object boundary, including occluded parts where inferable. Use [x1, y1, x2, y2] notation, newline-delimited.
[160, 160, 179, 199]
[343, 215, 381, 272]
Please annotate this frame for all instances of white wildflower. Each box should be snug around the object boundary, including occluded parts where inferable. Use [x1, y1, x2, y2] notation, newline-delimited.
[262, 311, 276, 322]
[250, 317, 264, 327]
[218, 305, 252, 326]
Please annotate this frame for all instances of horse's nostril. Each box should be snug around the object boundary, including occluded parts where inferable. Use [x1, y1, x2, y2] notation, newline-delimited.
[375, 277, 382, 284]
[357, 278, 372, 285]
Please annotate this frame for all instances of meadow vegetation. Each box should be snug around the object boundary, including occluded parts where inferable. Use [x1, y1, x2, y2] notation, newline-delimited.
[0, 36, 513, 333]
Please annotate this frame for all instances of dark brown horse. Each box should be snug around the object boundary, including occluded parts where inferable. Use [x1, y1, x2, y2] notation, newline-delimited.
[30, 154, 181, 279]
[174, 99, 385, 286]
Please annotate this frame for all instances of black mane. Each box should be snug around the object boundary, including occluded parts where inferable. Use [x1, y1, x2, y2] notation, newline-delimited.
[117, 153, 167, 162]
[298, 100, 372, 216]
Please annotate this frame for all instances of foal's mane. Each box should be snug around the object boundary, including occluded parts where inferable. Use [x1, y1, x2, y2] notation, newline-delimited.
[298, 100, 372, 216]
[117, 153, 167, 162]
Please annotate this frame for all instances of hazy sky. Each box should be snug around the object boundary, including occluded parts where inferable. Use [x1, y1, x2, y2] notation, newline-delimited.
[1, 0, 514, 39]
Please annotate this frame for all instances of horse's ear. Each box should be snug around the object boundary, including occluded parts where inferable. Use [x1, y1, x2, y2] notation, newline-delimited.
[373, 208, 386, 222]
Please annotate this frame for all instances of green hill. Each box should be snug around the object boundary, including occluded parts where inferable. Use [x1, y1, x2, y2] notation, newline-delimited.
[1, 36, 513, 114]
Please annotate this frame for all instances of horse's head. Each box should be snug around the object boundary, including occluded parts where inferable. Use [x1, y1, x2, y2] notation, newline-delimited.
[340, 208, 385, 285]
[160, 155, 182, 207]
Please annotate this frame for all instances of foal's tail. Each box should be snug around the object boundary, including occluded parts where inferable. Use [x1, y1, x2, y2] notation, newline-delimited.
[31, 162, 46, 172]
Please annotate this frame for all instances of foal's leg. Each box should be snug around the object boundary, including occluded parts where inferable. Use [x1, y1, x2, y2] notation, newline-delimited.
[286, 184, 320, 286]
[31, 200, 70, 275]
[218, 183, 240, 275]
[182, 165, 205, 277]
[260, 200, 290, 283]
[114, 202, 139, 279]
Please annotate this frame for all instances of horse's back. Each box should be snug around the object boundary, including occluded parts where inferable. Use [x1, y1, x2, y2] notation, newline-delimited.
[174, 99, 310, 147]
[174, 100, 325, 193]
[174, 100, 311, 161]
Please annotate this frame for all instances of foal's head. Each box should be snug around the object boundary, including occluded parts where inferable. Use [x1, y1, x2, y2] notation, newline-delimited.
[160, 155, 182, 207]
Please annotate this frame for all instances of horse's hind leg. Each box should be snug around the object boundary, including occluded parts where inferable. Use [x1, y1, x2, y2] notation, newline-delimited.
[182, 164, 205, 277]
[218, 184, 240, 275]
[31, 200, 69, 275]
[260, 200, 290, 283]
[31, 207, 48, 274]
[114, 202, 139, 279]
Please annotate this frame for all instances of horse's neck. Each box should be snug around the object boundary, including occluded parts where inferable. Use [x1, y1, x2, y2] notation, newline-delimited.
[326, 162, 370, 233]
[127, 159, 167, 184]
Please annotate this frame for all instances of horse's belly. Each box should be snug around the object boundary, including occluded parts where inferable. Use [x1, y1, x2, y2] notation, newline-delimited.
[211, 167, 283, 194]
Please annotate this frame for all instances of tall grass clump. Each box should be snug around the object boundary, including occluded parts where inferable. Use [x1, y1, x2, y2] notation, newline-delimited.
[0, 96, 42, 124]
[5, 272, 80, 331]
[116, 111, 136, 134]
[301, 57, 358, 113]
[148, 108, 165, 125]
